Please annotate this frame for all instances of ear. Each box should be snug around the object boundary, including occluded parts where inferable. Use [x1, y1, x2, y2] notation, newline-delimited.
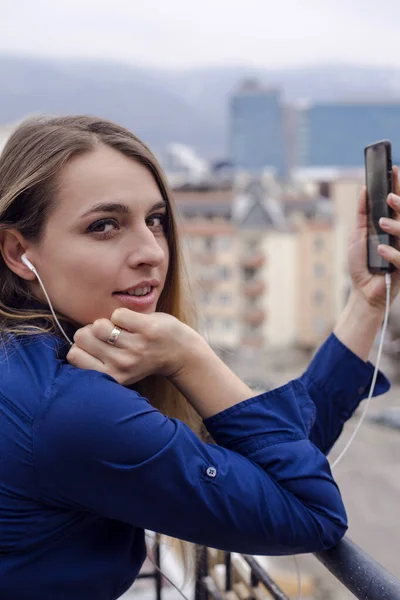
[0, 229, 36, 281]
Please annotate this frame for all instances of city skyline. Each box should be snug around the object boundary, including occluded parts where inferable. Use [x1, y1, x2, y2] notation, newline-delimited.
[2, 0, 400, 69]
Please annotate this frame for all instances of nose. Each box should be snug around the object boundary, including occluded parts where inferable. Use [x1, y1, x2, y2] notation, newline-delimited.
[126, 225, 166, 268]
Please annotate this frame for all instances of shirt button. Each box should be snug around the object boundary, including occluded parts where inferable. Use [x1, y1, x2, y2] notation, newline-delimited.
[358, 386, 366, 395]
[206, 466, 217, 478]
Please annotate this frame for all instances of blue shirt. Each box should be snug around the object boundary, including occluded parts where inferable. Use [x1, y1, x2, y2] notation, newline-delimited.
[0, 327, 390, 600]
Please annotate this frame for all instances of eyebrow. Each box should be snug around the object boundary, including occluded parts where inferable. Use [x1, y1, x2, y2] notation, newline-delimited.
[81, 200, 167, 218]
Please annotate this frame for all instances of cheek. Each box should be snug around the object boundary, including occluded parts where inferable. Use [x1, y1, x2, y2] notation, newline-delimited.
[47, 245, 114, 292]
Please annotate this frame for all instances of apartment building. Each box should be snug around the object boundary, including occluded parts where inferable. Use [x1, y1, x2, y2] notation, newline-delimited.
[181, 218, 240, 349]
[174, 177, 336, 352]
[295, 220, 335, 348]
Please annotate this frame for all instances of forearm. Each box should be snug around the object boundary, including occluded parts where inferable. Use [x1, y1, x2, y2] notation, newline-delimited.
[170, 289, 385, 424]
[301, 290, 390, 454]
[333, 290, 384, 361]
[169, 337, 254, 419]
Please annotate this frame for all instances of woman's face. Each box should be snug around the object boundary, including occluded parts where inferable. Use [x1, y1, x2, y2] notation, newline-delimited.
[27, 144, 170, 326]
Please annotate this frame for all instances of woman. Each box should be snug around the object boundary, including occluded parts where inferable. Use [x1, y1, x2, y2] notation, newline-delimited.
[0, 115, 398, 600]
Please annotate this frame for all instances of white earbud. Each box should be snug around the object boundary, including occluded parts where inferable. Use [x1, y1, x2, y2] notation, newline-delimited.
[21, 253, 36, 273]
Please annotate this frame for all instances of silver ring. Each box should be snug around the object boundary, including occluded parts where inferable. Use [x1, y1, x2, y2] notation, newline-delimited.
[107, 326, 122, 345]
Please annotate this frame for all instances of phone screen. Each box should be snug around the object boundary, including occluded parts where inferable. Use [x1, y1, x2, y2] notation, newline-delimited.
[365, 142, 393, 271]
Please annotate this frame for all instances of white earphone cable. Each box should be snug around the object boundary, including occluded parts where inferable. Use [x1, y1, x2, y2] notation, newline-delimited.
[331, 272, 391, 469]
[30, 265, 73, 346]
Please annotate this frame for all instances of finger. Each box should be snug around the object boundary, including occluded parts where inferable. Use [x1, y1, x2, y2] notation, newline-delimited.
[67, 344, 107, 372]
[387, 193, 400, 220]
[87, 318, 132, 349]
[379, 217, 400, 235]
[354, 185, 367, 229]
[111, 307, 150, 333]
[74, 324, 130, 363]
[378, 244, 400, 268]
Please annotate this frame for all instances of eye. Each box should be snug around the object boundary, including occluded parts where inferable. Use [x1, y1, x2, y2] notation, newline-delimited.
[146, 212, 168, 234]
[86, 218, 119, 238]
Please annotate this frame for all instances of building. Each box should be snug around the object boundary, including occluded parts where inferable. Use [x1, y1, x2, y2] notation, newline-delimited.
[295, 220, 335, 348]
[174, 176, 337, 353]
[230, 80, 286, 177]
[297, 101, 400, 168]
[291, 168, 365, 321]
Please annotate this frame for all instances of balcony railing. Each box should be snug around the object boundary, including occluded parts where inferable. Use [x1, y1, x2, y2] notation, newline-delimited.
[195, 253, 218, 265]
[242, 308, 266, 325]
[315, 537, 400, 600]
[241, 253, 265, 269]
[243, 280, 266, 297]
[241, 334, 264, 348]
[137, 536, 400, 600]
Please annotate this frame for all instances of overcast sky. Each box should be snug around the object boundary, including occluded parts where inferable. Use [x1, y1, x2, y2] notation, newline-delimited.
[2, 0, 400, 69]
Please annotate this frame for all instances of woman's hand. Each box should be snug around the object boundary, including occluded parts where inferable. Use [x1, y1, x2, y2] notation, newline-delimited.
[348, 165, 400, 313]
[66, 308, 201, 386]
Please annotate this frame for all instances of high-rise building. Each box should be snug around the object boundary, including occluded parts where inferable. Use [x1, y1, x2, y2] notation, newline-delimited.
[297, 102, 400, 167]
[230, 80, 286, 177]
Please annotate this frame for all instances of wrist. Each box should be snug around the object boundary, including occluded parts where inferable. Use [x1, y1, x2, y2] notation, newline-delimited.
[167, 327, 211, 380]
[167, 337, 254, 419]
[347, 288, 386, 321]
[334, 290, 384, 361]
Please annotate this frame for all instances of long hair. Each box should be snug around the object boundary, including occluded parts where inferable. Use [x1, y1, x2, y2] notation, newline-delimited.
[0, 115, 203, 570]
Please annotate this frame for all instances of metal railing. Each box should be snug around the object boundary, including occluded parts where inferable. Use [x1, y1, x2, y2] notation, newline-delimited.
[315, 537, 400, 600]
[195, 547, 296, 600]
[137, 536, 400, 600]
[136, 539, 162, 600]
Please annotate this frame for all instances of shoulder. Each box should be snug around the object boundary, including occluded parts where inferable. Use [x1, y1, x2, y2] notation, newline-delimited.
[0, 332, 69, 419]
[46, 363, 158, 438]
[35, 361, 175, 471]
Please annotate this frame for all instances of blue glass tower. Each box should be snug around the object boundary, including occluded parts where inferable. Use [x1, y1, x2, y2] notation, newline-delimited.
[230, 80, 286, 177]
[298, 102, 400, 167]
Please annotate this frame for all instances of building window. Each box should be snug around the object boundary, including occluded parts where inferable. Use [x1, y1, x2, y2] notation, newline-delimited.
[313, 317, 326, 334]
[224, 319, 233, 330]
[204, 237, 214, 251]
[314, 263, 325, 278]
[313, 290, 325, 305]
[205, 317, 214, 330]
[217, 236, 231, 252]
[219, 266, 231, 280]
[314, 236, 324, 252]
[319, 182, 331, 198]
[220, 292, 231, 305]
[243, 267, 256, 281]
[246, 239, 259, 253]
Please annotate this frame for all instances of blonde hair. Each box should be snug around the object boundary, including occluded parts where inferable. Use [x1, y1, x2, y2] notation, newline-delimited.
[0, 115, 204, 570]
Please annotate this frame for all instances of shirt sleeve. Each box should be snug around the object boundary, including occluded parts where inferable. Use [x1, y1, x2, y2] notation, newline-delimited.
[300, 333, 391, 455]
[33, 365, 347, 556]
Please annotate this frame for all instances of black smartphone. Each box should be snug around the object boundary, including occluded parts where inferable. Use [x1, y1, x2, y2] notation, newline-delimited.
[364, 139, 395, 274]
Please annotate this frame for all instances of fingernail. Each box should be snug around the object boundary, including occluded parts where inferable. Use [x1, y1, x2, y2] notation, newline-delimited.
[380, 218, 391, 228]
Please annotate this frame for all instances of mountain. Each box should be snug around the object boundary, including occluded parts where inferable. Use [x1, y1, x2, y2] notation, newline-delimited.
[1, 54, 400, 159]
